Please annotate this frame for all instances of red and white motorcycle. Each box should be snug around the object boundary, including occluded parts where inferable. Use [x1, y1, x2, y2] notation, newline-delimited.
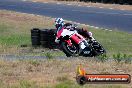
[55, 26, 106, 57]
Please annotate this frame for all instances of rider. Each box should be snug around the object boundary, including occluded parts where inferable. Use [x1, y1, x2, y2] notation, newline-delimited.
[54, 18, 92, 43]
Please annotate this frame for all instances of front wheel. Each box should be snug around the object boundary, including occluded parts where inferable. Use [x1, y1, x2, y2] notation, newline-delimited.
[89, 40, 106, 56]
[61, 42, 79, 57]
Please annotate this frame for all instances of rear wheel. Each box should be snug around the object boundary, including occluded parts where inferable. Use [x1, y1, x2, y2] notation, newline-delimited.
[61, 42, 79, 57]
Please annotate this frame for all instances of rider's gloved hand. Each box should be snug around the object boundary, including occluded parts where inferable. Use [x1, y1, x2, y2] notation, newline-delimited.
[55, 37, 60, 44]
[88, 32, 92, 37]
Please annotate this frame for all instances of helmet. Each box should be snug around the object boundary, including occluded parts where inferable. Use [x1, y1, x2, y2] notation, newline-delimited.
[55, 18, 64, 29]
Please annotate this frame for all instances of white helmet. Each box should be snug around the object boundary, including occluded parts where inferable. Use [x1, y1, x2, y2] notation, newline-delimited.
[55, 18, 64, 29]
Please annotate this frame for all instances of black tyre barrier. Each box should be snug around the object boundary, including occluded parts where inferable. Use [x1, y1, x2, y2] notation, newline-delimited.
[119, 0, 127, 4]
[31, 28, 40, 46]
[40, 35, 49, 41]
[48, 29, 56, 39]
[47, 29, 59, 49]
[48, 40, 59, 49]
[49, 29, 56, 34]
[31, 36, 40, 46]
[40, 29, 49, 41]
[48, 35, 56, 40]
[127, 0, 132, 5]
[41, 41, 49, 48]
[31, 28, 59, 48]
[102, 0, 109, 3]
[31, 28, 40, 34]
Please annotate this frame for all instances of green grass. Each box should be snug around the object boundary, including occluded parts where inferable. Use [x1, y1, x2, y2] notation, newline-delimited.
[0, 80, 44, 88]
[0, 79, 128, 88]
[0, 22, 131, 56]
[54, 81, 128, 88]
[0, 10, 132, 57]
[0, 34, 30, 46]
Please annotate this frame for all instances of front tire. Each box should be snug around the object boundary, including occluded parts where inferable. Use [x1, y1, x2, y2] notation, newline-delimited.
[89, 40, 106, 56]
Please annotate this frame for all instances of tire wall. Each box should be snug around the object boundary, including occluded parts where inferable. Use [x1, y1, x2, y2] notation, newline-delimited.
[31, 28, 41, 47]
[31, 28, 58, 48]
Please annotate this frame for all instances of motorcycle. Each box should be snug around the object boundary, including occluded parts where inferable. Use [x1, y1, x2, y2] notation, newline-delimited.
[56, 25, 106, 57]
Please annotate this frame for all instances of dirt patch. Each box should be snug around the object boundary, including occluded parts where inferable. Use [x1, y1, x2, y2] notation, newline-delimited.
[0, 58, 132, 87]
[0, 10, 54, 23]
[31, 0, 132, 11]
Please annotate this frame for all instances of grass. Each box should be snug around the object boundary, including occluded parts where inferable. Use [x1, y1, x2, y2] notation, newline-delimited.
[0, 80, 44, 88]
[0, 34, 30, 46]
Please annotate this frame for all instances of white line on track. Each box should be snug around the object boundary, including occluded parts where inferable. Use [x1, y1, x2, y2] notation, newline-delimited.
[105, 29, 108, 30]
[26, 1, 130, 13]
[87, 6, 91, 7]
[67, 4, 72, 5]
[123, 14, 132, 16]
[71, 21, 112, 32]
[110, 8, 113, 9]
[32, 1, 37, 2]
[90, 26, 94, 28]
[43, 2, 48, 3]
[10, 10, 113, 32]
[7, 5, 17, 7]
[71, 9, 132, 16]
[95, 27, 99, 29]
[99, 7, 103, 8]
[121, 9, 125, 10]
[57, 2, 61, 4]
[22, 0, 27, 1]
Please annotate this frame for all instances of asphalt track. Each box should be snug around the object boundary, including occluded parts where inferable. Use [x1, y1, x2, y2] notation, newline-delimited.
[0, 54, 67, 60]
[0, 0, 132, 32]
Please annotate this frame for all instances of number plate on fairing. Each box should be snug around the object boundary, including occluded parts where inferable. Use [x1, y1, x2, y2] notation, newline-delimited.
[83, 51, 90, 54]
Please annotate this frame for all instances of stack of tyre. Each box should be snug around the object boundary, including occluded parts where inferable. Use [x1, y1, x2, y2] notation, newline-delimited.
[31, 28, 58, 49]
[40, 29, 49, 48]
[48, 29, 58, 49]
[31, 28, 41, 47]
